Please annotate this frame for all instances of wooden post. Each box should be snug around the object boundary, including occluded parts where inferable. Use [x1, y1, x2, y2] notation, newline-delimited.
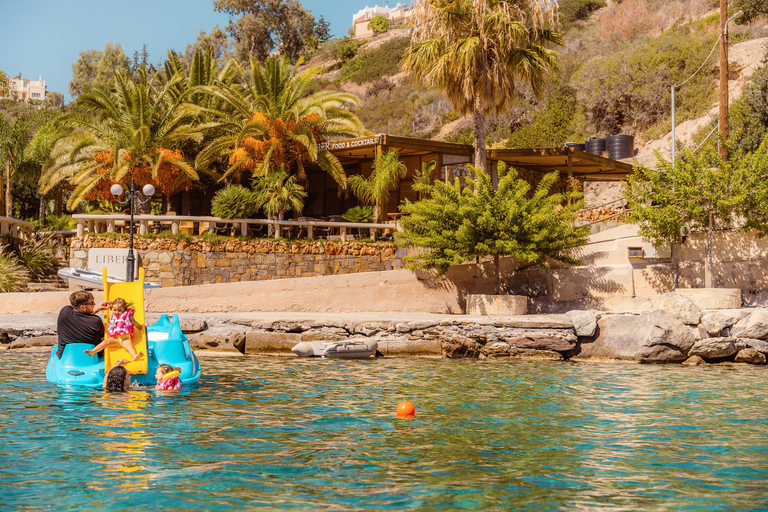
[308, 225, 314, 240]
[55, 187, 63, 216]
[274, 222, 281, 239]
[370, 227, 376, 241]
[107, 218, 115, 232]
[77, 220, 84, 237]
[490, 161, 499, 190]
[565, 153, 573, 204]
[139, 220, 148, 235]
[719, 0, 729, 161]
[171, 221, 179, 235]
[240, 222, 248, 237]
[341, 226, 347, 242]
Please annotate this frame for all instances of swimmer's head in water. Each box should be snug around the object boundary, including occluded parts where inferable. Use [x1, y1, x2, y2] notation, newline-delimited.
[105, 365, 130, 392]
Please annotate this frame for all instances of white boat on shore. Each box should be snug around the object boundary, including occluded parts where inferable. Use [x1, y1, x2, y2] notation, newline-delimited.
[57, 267, 161, 290]
[283, 338, 379, 359]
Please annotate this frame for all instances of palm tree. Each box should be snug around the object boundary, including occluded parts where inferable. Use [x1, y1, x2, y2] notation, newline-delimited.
[0, 111, 34, 217]
[348, 149, 407, 223]
[22, 111, 65, 223]
[40, 68, 201, 209]
[402, 0, 561, 173]
[252, 166, 308, 236]
[413, 160, 436, 200]
[195, 55, 366, 188]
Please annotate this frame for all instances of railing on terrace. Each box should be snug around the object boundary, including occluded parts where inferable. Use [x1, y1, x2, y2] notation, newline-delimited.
[0, 216, 34, 238]
[575, 197, 631, 226]
[72, 214, 399, 242]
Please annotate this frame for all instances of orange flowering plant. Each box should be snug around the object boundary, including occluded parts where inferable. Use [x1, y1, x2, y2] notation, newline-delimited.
[40, 69, 201, 209]
[195, 55, 366, 190]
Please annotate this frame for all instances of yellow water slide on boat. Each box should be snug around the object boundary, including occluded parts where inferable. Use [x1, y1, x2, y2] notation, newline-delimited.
[102, 267, 148, 375]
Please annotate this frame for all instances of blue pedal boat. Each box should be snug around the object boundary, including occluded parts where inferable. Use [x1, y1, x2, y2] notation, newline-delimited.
[45, 314, 201, 388]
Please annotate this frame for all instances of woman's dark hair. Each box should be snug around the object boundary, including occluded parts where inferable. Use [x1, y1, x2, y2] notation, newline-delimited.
[105, 366, 129, 392]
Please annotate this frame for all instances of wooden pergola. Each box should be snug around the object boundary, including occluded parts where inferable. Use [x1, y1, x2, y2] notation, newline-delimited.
[487, 147, 634, 182]
[300, 135, 635, 216]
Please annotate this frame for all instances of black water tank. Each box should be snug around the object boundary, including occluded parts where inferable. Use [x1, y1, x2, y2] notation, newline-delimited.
[606, 134, 635, 160]
[585, 137, 606, 156]
[564, 142, 586, 151]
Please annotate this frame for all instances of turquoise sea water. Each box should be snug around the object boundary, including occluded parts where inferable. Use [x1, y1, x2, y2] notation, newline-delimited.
[2, 351, 768, 510]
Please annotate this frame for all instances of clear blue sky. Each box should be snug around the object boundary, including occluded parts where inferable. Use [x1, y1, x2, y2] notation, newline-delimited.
[0, 0, 365, 102]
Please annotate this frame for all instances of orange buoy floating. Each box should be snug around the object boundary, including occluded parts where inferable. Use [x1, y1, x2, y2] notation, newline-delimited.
[396, 399, 416, 418]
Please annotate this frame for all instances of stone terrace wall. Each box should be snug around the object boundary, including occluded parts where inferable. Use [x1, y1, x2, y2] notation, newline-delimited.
[70, 236, 406, 287]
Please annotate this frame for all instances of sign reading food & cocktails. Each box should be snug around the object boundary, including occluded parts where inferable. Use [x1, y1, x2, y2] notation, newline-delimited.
[318, 135, 381, 152]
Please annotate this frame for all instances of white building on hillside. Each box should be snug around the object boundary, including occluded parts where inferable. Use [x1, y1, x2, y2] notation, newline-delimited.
[3, 76, 47, 101]
[352, 2, 413, 39]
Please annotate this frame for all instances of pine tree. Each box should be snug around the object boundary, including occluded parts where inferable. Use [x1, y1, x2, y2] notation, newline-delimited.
[398, 162, 588, 294]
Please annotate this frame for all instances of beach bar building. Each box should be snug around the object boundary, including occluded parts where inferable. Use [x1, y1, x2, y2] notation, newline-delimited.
[68, 133, 633, 221]
[296, 134, 634, 218]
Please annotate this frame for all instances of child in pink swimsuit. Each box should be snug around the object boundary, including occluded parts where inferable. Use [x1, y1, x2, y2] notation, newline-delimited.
[85, 298, 143, 361]
[155, 364, 183, 390]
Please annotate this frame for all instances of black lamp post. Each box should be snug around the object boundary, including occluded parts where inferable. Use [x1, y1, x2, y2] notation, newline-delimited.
[111, 177, 155, 282]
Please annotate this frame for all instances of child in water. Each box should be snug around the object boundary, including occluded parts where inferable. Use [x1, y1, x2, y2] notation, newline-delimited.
[155, 364, 183, 391]
[85, 298, 143, 361]
[103, 359, 131, 392]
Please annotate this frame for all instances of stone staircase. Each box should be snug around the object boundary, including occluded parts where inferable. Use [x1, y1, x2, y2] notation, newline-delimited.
[25, 274, 69, 292]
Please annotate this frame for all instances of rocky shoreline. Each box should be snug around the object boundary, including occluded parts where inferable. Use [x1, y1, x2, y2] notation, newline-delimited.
[3, 293, 768, 365]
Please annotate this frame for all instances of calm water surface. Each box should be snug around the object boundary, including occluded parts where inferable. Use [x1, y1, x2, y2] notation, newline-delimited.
[2, 351, 768, 510]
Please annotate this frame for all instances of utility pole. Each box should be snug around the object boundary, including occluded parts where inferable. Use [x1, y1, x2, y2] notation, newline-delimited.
[718, 0, 729, 162]
[708, 3, 742, 288]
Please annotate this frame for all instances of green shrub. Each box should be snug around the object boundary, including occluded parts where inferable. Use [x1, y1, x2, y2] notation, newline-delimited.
[336, 39, 362, 62]
[730, 50, 768, 153]
[734, 0, 768, 24]
[32, 214, 76, 232]
[211, 185, 257, 219]
[504, 85, 585, 148]
[368, 15, 389, 33]
[199, 231, 232, 243]
[15, 235, 60, 279]
[0, 248, 29, 292]
[342, 205, 374, 223]
[559, 0, 606, 23]
[340, 37, 410, 84]
[576, 24, 717, 135]
[358, 85, 450, 136]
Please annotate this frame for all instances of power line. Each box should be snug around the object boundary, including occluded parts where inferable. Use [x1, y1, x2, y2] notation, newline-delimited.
[674, 34, 722, 90]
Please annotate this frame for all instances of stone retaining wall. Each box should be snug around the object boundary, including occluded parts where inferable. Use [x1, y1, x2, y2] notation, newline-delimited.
[6, 295, 768, 365]
[70, 236, 407, 287]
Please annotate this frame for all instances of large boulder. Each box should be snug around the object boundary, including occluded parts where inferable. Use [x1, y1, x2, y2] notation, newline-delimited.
[682, 355, 706, 365]
[565, 310, 598, 337]
[442, 334, 483, 358]
[654, 293, 702, 325]
[9, 335, 57, 349]
[731, 310, 768, 339]
[504, 335, 575, 352]
[735, 348, 766, 364]
[579, 311, 697, 363]
[688, 338, 739, 360]
[480, 342, 563, 360]
[739, 338, 768, 354]
[701, 310, 747, 337]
